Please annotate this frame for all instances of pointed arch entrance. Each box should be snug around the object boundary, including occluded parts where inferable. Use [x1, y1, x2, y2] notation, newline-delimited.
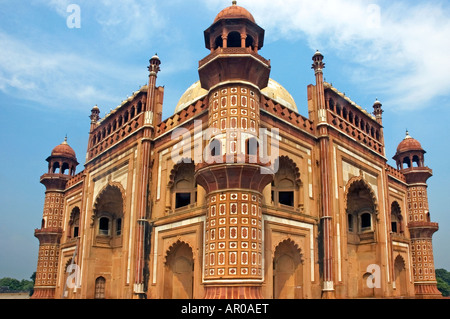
[163, 241, 194, 299]
[344, 176, 379, 298]
[394, 255, 407, 297]
[273, 239, 303, 299]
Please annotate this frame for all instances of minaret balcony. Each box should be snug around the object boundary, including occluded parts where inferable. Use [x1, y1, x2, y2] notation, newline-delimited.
[195, 154, 274, 194]
[402, 166, 433, 184]
[408, 221, 439, 238]
[34, 227, 63, 244]
[199, 47, 271, 91]
[199, 46, 270, 68]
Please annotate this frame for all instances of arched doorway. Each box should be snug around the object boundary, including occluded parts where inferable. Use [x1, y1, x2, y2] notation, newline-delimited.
[94, 276, 106, 299]
[164, 241, 194, 299]
[273, 239, 303, 299]
[394, 255, 407, 297]
[344, 176, 379, 298]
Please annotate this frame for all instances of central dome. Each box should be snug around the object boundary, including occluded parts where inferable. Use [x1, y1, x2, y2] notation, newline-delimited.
[175, 79, 298, 114]
[214, 1, 256, 24]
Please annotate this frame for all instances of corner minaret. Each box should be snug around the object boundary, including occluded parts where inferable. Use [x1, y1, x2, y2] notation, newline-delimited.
[32, 137, 78, 299]
[393, 131, 442, 298]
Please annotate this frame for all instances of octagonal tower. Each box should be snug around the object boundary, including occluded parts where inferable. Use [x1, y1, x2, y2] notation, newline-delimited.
[195, 1, 275, 299]
[393, 131, 441, 298]
[32, 137, 79, 299]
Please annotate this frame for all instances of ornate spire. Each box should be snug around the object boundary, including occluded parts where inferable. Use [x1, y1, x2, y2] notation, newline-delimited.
[405, 129, 411, 139]
[149, 53, 161, 77]
[372, 98, 383, 125]
[312, 49, 325, 74]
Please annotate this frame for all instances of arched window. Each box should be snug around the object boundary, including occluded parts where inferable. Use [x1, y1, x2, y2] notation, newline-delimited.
[228, 31, 241, 48]
[346, 178, 377, 242]
[272, 157, 301, 209]
[245, 35, 254, 49]
[403, 157, 411, 169]
[98, 217, 110, 236]
[61, 162, 70, 175]
[329, 99, 335, 112]
[93, 184, 124, 245]
[69, 207, 80, 238]
[391, 201, 403, 234]
[137, 102, 142, 114]
[215, 35, 223, 49]
[336, 104, 342, 116]
[278, 179, 295, 207]
[412, 155, 421, 167]
[52, 162, 60, 174]
[94, 276, 106, 299]
[170, 162, 196, 211]
[360, 212, 372, 231]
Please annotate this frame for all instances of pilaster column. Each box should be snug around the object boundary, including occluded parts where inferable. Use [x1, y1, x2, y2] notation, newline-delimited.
[312, 51, 335, 298]
[134, 54, 160, 298]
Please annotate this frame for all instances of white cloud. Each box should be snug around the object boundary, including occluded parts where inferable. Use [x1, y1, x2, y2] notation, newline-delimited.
[0, 30, 142, 111]
[202, 0, 450, 110]
[40, 0, 72, 17]
[8, 0, 450, 114]
[93, 0, 166, 44]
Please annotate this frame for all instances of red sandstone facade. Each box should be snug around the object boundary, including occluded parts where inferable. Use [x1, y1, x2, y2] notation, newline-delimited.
[32, 2, 442, 299]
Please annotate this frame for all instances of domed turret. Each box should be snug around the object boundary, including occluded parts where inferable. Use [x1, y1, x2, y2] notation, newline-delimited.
[200, 1, 269, 90]
[393, 133, 440, 298]
[46, 137, 79, 176]
[393, 131, 426, 170]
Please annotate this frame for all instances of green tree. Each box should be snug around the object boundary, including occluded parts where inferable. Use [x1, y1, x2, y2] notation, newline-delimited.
[436, 268, 450, 297]
[0, 275, 35, 293]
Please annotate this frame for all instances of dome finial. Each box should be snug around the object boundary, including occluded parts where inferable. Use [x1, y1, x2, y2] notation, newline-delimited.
[63, 135, 68, 145]
[405, 129, 412, 139]
[232, 0, 237, 5]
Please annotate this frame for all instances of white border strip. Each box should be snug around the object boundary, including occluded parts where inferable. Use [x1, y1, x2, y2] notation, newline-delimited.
[393, 241, 412, 282]
[263, 215, 315, 281]
[152, 216, 206, 285]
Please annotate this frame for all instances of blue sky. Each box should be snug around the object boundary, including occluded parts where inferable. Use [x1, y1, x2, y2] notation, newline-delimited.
[0, 0, 449, 281]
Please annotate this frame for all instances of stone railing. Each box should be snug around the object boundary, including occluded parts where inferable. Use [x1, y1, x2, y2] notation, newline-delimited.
[199, 47, 271, 68]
